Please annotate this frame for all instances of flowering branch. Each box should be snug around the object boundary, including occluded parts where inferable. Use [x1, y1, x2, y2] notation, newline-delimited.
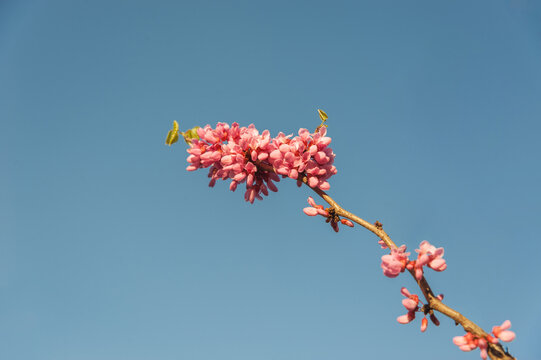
[295, 170, 514, 360]
[259, 160, 515, 359]
[165, 113, 516, 360]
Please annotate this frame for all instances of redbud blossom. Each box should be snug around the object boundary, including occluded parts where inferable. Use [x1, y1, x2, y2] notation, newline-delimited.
[303, 196, 328, 217]
[420, 317, 428, 332]
[381, 245, 410, 278]
[184, 123, 337, 203]
[407, 240, 447, 280]
[478, 338, 488, 360]
[303, 197, 354, 232]
[396, 287, 419, 324]
[396, 287, 439, 333]
[453, 321, 515, 359]
[492, 320, 516, 342]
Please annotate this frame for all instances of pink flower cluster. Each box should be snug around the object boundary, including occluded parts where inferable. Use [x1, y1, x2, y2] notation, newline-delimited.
[397, 287, 442, 332]
[381, 245, 410, 278]
[453, 321, 515, 360]
[303, 196, 354, 232]
[407, 241, 447, 280]
[186, 123, 337, 203]
[380, 241, 447, 280]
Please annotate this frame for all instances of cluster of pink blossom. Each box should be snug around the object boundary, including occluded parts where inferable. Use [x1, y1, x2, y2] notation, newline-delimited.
[381, 245, 410, 278]
[407, 241, 447, 280]
[380, 241, 447, 280]
[453, 321, 515, 360]
[397, 287, 442, 332]
[185, 123, 337, 203]
[303, 196, 354, 232]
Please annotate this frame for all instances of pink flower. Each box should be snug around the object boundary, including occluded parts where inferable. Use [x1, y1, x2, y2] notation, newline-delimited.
[302, 197, 354, 232]
[417, 240, 447, 270]
[397, 287, 419, 325]
[407, 240, 447, 280]
[453, 333, 488, 359]
[381, 245, 410, 278]
[269, 127, 337, 191]
[492, 320, 516, 342]
[185, 122, 338, 203]
[303, 196, 328, 217]
[453, 321, 515, 359]
[397, 311, 416, 324]
[420, 317, 428, 332]
[396, 287, 439, 333]
[478, 338, 488, 360]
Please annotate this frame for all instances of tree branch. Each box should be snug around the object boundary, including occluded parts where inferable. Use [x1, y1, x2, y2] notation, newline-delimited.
[256, 162, 516, 360]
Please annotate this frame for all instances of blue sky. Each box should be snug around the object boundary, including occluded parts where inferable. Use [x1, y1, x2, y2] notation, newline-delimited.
[1, 1, 540, 359]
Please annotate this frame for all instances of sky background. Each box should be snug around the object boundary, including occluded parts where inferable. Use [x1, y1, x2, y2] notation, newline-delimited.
[1, 1, 540, 359]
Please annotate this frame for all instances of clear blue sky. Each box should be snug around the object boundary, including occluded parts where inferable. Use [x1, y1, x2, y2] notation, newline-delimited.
[1, 1, 540, 359]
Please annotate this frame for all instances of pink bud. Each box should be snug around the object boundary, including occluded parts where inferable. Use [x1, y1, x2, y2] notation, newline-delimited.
[478, 338, 488, 360]
[492, 320, 516, 342]
[276, 166, 289, 175]
[340, 218, 354, 227]
[400, 287, 411, 297]
[499, 320, 512, 330]
[319, 136, 331, 146]
[247, 188, 256, 203]
[429, 258, 447, 271]
[269, 150, 282, 162]
[303, 207, 318, 216]
[402, 298, 418, 311]
[288, 169, 299, 179]
[314, 151, 328, 164]
[497, 331, 516, 342]
[247, 174, 254, 187]
[420, 317, 428, 332]
[480, 348, 488, 360]
[397, 311, 415, 324]
[318, 181, 331, 190]
[453, 336, 468, 346]
[317, 208, 329, 216]
[415, 267, 424, 281]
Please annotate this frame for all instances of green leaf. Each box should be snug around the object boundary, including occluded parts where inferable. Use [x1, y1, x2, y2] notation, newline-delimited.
[317, 109, 328, 122]
[182, 126, 200, 144]
[165, 120, 180, 146]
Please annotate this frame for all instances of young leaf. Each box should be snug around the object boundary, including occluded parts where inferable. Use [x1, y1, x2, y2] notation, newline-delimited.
[317, 109, 328, 122]
[165, 120, 180, 146]
[183, 126, 201, 144]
